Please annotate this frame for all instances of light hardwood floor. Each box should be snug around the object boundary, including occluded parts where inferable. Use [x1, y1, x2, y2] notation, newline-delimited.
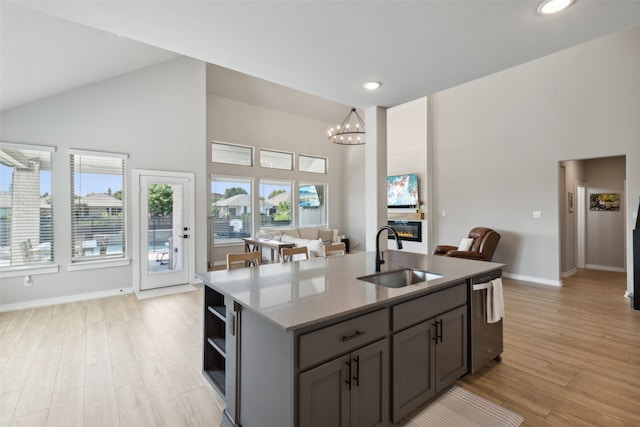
[460, 269, 640, 426]
[1, 269, 638, 426]
[1, 289, 224, 426]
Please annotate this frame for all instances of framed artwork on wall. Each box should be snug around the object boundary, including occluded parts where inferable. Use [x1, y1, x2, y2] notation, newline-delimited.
[568, 192, 574, 213]
[589, 193, 620, 211]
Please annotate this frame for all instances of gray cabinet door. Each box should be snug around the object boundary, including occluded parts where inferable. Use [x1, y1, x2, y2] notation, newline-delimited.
[299, 355, 350, 427]
[392, 320, 436, 422]
[299, 339, 389, 427]
[350, 339, 389, 427]
[434, 305, 468, 392]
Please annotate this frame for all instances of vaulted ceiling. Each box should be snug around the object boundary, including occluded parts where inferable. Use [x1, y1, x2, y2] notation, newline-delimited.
[2, 1, 640, 116]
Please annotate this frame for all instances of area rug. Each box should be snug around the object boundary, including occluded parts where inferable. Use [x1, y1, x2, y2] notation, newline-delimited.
[403, 385, 524, 427]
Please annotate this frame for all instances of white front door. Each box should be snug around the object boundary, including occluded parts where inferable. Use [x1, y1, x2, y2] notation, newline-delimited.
[134, 170, 194, 291]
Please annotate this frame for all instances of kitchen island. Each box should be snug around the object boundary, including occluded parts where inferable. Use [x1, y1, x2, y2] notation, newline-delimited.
[198, 251, 504, 427]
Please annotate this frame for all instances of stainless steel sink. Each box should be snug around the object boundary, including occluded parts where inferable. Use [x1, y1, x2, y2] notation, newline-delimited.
[357, 268, 444, 288]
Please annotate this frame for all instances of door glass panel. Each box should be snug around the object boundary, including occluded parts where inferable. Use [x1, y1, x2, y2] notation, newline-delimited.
[147, 182, 183, 275]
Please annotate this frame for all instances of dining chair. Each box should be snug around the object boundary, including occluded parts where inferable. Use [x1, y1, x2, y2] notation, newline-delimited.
[226, 251, 261, 270]
[281, 246, 309, 263]
[323, 242, 346, 257]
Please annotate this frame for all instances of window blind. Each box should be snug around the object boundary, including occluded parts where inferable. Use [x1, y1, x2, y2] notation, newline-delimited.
[0, 142, 55, 268]
[70, 150, 127, 262]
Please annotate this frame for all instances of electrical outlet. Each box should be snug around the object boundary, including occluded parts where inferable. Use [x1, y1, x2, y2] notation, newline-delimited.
[533, 211, 542, 219]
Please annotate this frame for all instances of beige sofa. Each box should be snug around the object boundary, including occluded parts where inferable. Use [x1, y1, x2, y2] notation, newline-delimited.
[259, 226, 340, 257]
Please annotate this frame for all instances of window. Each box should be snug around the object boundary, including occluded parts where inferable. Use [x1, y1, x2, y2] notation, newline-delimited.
[299, 155, 327, 174]
[70, 150, 127, 262]
[299, 183, 327, 227]
[0, 142, 55, 269]
[211, 177, 252, 245]
[260, 180, 293, 229]
[212, 142, 253, 166]
[260, 149, 293, 170]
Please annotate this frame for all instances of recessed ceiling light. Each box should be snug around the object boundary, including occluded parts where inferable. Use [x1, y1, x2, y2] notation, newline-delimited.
[362, 81, 382, 91]
[537, 0, 575, 15]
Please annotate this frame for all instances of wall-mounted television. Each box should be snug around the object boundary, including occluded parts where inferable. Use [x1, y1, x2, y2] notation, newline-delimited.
[387, 173, 419, 208]
[299, 185, 321, 208]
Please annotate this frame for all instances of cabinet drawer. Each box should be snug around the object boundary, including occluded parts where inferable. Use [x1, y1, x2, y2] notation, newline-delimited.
[393, 283, 466, 331]
[299, 309, 388, 370]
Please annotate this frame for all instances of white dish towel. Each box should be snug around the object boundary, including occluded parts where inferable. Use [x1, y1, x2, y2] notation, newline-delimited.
[486, 277, 504, 323]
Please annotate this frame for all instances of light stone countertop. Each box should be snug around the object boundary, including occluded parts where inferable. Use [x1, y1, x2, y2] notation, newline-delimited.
[197, 251, 504, 332]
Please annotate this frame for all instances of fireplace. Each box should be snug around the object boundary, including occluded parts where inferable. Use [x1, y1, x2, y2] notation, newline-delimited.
[388, 220, 422, 242]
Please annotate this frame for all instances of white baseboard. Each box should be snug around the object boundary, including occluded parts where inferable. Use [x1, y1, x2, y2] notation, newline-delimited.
[561, 268, 578, 278]
[502, 272, 562, 287]
[0, 287, 134, 313]
[585, 264, 626, 273]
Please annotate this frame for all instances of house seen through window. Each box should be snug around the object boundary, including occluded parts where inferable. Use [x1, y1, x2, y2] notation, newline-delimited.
[211, 177, 253, 245]
[260, 180, 293, 230]
[70, 150, 127, 261]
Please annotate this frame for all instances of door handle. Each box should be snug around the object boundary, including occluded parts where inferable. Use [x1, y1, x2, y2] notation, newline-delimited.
[433, 319, 443, 343]
[353, 355, 360, 387]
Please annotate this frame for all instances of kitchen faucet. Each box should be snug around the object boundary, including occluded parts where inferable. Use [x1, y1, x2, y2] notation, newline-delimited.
[375, 226, 403, 272]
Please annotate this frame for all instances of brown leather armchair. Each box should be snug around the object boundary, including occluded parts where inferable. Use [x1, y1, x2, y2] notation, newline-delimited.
[433, 227, 501, 262]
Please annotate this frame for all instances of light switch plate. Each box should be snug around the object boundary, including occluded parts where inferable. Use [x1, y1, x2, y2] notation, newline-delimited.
[533, 211, 542, 219]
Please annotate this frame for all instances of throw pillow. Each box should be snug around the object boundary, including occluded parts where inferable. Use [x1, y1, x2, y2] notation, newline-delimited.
[280, 234, 299, 244]
[307, 239, 325, 257]
[318, 229, 334, 244]
[458, 237, 474, 251]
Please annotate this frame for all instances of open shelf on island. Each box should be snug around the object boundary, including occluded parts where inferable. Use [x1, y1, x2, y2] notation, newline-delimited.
[204, 286, 227, 396]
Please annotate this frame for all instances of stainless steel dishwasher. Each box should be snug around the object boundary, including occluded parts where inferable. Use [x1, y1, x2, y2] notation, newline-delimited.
[469, 270, 504, 373]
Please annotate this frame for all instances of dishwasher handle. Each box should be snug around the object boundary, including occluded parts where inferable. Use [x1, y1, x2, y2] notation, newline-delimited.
[472, 281, 492, 291]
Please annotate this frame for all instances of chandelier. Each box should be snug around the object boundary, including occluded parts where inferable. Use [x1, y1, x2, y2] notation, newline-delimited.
[328, 107, 365, 145]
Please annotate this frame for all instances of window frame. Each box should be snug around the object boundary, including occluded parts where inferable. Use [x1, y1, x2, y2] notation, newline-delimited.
[299, 154, 327, 174]
[0, 142, 58, 277]
[69, 149, 129, 268]
[260, 149, 294, 171]
[259, 179, 294, 230]
[212, 141, 254, 167]
[210, 175, 254, 247]
[298, 182, 328, 227]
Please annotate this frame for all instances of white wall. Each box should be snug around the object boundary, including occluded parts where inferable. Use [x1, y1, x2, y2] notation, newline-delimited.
[387, 97, 429, 254]
[0, 57, 207, 308]
[342, 142, 367, 251]
[431, 25, 640, 290]
[206, 95, 345, 263]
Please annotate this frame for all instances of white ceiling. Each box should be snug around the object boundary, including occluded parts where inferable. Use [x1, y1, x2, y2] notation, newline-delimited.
[2, 1, 640, 117]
